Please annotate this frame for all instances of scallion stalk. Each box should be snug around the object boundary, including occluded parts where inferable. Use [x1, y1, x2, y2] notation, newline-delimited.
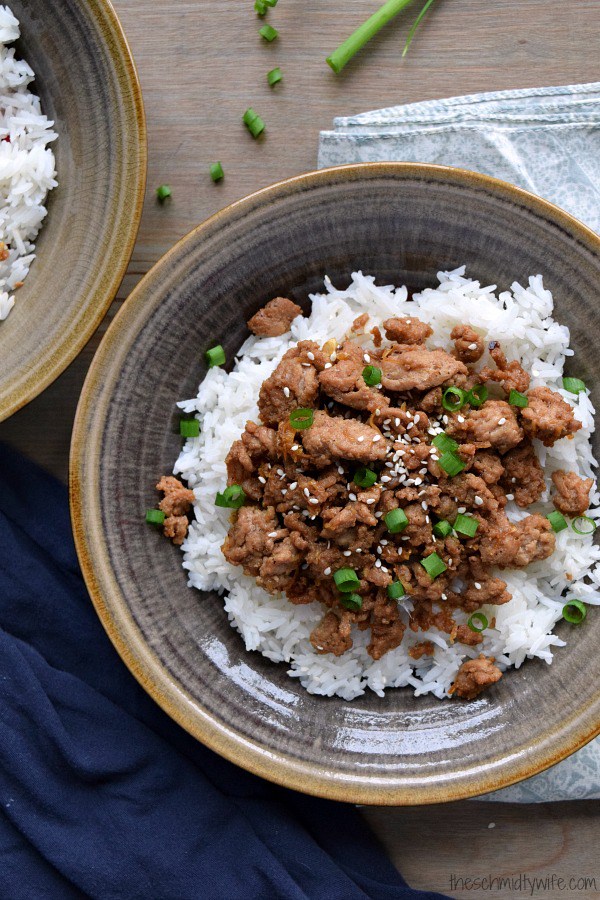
[326, 0, 415, 74]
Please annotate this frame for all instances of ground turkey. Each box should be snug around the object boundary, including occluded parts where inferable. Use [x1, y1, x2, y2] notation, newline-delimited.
[247, 296, 303, 337]
[450, 655, 502, 699]
[551, 469, 593, 517]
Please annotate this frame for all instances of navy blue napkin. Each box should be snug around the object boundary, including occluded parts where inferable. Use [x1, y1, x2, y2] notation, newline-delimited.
[0, 444, 448, 900]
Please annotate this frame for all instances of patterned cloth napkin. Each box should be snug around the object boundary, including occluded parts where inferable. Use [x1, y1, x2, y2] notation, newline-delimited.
[318, 83, 600, 802]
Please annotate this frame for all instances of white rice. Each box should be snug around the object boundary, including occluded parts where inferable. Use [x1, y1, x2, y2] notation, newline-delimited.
[0, 6, 57, 322]
[174, 267, 600, 700]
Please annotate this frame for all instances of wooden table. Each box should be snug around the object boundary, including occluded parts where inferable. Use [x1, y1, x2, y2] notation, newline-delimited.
[2, 1, 600, 895]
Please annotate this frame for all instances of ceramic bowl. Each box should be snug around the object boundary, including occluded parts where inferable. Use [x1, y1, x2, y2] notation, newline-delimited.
[71, 164, 600, 805]
[0, 0, 146, 421]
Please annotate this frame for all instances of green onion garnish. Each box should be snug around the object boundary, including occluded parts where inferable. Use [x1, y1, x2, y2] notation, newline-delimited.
[421, 552, 447, 579]
[145, 509, 166, 525]
[466, 384, 488, 408]
[254, 0, 267, 15]
[156, 184, 172, 202]
[326, 0, 420, 74]
[431, 432, 459, 454]
[259, 24, 278, 41]
[353, 466, 377, 488]
[206, 345, 226, 368]
[433, 519, 453, 538]
[289, 408, 314, 430]
[438, 452, 465, 477]
[340, 592, 363, 612]
[179, 418, 200, 438]
[454, 513, 479, 538]
[334, 567, 360, 593]
[215, 485, 246, 509]
[467, 612, 488, 633]
[562, 599, 587, 624]
[387, 580, 405, 600]
[562, 376, 586, 395]
[572, 515, 596, 536]
[402, 0, 437, 56]
[267, 67, 283, 86]
[442, 386, 468, 412]
[210, 162, 224, 183]
[547, 510, 568, 533]
[264, 0, 278, 6]
[384, 507, 409, 534]
[243, 108, 266, 138]
[509, 389, 529, 408]
[362, 365, 382, 386]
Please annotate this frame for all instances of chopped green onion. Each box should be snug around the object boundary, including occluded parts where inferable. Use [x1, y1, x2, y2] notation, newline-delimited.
[562, 376, 586, 395]
[206, 345, 226, 368]
[467, 612, 488, 633]
[442, 386, 467, 412]
[421, 552, 447, 579]
[466, 384, 488, 408]
[438, 451, 465, 477]
[431, 432, 458, 454]
[156, 184, 172, 202]
[402, 0, 437, 56]
[454, 513, 479, 538]
[254, 0, 267, 15]
[215, 485, 246, 509]
[509, 389, 529, 408]
[243, 108, 266, 138]
[334, 567, 360, 593]
[145, 509, 165, 525]
[384, 507, 409, 534]
[326, 0, 416, 74]
[264, 0, 278, 6]
[179, 418, 200, 438]
[547, 510, 568, 533]
[354, 466, 377, 488]
[387, 580, 405, 600]
[562, 599, 587, 624]
[433, 519, 453, 538]
[209, 162, 224, 182]
[362, 365, 382, 386]
[267, 67, 283, 86]
[259, 24, 278, 41]
[289, 408, 314, 430]
[572, 515, 596, 536]
[340, 592, 363, 612]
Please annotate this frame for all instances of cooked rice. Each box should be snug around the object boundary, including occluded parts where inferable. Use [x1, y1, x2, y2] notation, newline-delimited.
[174, 267, 600, 700]
[0, 6, 57, 321]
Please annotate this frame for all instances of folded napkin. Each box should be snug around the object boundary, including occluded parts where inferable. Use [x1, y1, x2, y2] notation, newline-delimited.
[319, 82, 600, 804]
[0, 444, 448, 900]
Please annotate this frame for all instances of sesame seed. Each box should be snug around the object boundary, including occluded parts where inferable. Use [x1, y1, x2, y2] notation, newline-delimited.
[355, 548, 362, 553]
[498, 417, 506, 425]
[338, 466, 344, 475]
[474, 495, 483, 505]
[375, 408, 381, 416]
[303, 487, 310, 497]
[506, 493, 514, 501]
[376, 546, 382, 555]
[372, 435, 382, 442]
[330, 352, 337, 362]
[395, 418, 401, 427]
[364, 353, 371, 363]
[375, 559, 382, 568]
[301, 362, 311, 367]
[381, 475, 391, 483]
[343, 550, 352, 557]
[474, 582, 482, 590]
[324, 566, 332, 575]
[443, 415, 449, 425]
[291, 444, 299, 451]
[407, 422, 414, 430]
[283, 386, 290, 398]
[357, 436, 365, 443]
[441, 593, 447, 600]
[468, 342, 477, 350]
[281, 489, 287, 495]
[406, 411, 413, 419]
[383, 418, 391, 425]
[289, 481, 297, 490]
[375, 511, 383, 518]
[307, 351, 315, 360]
[258, 476, 266, 484]
[268, 531, 278, 538]
[349, 492, 357, 502]
[414, 477, 422, 486]
[448, 558, 453, 566]
[511, 477, 517, 483]
[458, 506, 466, 514]
[366, 498, 376, 505]
[425, 515, 430, 523]
[324, 362, 332, 369]
[309, 497, 319, 505]
[421, 501, 427, 510]
[457, 415, 465, 424]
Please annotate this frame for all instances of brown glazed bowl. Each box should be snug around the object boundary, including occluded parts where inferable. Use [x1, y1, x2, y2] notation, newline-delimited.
[0, 0, 146, 421]
[71, 164, 600, 805]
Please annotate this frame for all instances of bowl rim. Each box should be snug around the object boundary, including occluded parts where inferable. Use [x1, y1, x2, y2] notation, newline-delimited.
[70, 162, 600, 805]
[1, 0, 147, 421]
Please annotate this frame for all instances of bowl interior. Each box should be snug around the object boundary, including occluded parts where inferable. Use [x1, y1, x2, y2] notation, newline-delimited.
[71, 165, 600, 804]
[0, 0, 145, 420]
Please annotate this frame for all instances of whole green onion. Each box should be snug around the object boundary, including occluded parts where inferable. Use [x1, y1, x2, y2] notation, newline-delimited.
[402, 0, 437, 56]
[466, 384, 488, 408]
[179, 418, 200, 438]
[334, 567, 360, 593]
[384, 507, 409, 534]
[562, 376, 586, 395]
[547, 510, 568, 533]
[431, 432, 458, 454]
[259, 24, 278, 41]
[210, 162, 224, 183]
[215, 485, 246, 509]
[467, 612, 488, 633]
[267, 67, 283, 86]
[362, 365, 382, 386]
[421, 552, 447, 579]
[562, 599, 587, 624]
[243, 108, 266, 138]
[206, 345, 226, 368]
[442, 386, 467, 412]
[354, 466, 377, 488]
[454, 513, 479, 538]
[509, 389, 529, 408]
[156, 184, 172, 202]
[433, 519, 452, 538]
[326, 0, 416, 74]
[289, 408, 314, 430]
[146, 509, 166, 525]
[340, 593, 363, 612]
[572, 515, 596, 535]
[387, 580, 405, 600]
[438, 451, 465, 478]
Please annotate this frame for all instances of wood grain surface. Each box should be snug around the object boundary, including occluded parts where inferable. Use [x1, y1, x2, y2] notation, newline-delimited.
[2, 0, 600, 895]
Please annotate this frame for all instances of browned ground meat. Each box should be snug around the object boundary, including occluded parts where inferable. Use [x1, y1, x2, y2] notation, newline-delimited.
[311, 611, 353, 656]
[383, 316, 433, 344]
[446, 400, 523, 453]
[247, 296, 303, 337]
[450, 655, 502, 699]
[301, 410, 389, 467]
[479, 342, 530, 394]
[470, 450, 505, 485]
[501, 443, 545, 507]
[163, 515, 189, 546]
[454, 624, 483, 647]
[409, 640, 435, 659]
[258, 341, 324, 426]
[451, 324, 485, 363]
[479, 512, 555, 568]
[551, 469, 593, 516]
[319, 340, 385, 411]
[156, 476, 195, 545]
[521, 386, 582, 446]
[381, 347, 468, 393]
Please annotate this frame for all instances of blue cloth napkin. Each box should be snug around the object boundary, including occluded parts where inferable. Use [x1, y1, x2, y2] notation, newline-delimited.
[0, 443, 448, 900]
